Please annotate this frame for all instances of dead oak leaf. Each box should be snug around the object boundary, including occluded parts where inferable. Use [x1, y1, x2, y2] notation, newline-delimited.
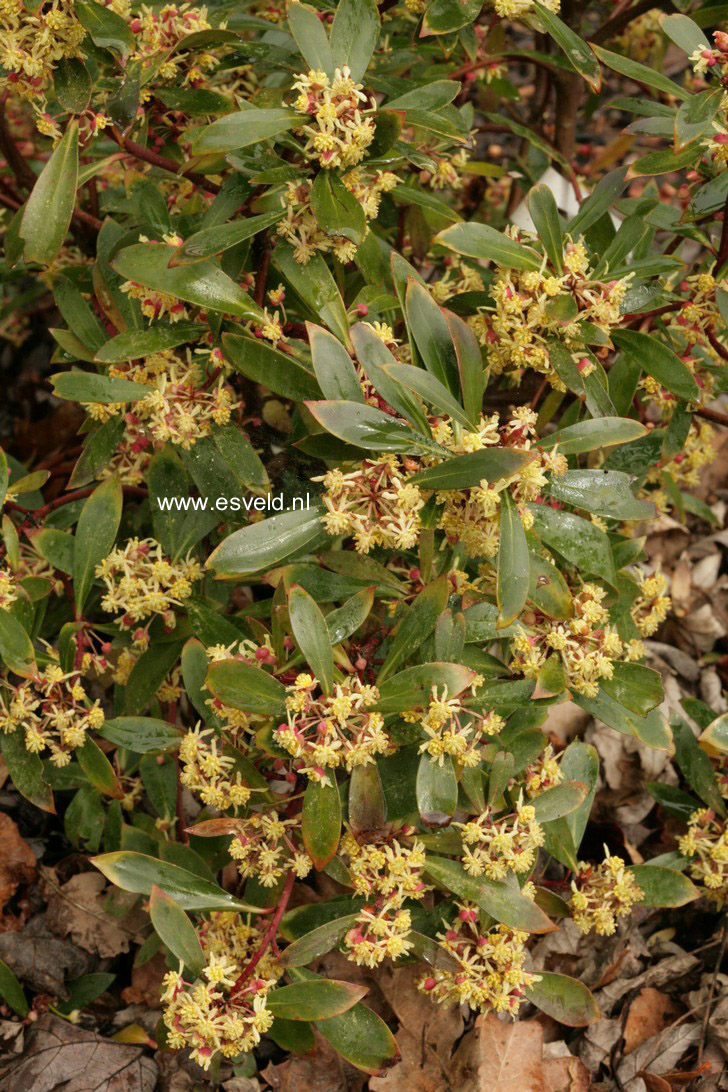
[461, 1015, 546, 1092]
[623, 989, 682, 1055]
[41, 869, 146, 958]
[0, 1013, 157, 1091]
[0, 813, 36, 912]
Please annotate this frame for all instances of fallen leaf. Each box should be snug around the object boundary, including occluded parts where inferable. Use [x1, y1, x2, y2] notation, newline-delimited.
[617, 1023, 700, 1086]
[41, 868, 146, 957]
[261, 1031, 351, 1091]
[623, 989, 682, 1054]
[0, 916, 91, 998]
[0, 1013, 157, 1091]
[638, 1074, 671, 1092]
[121, 952, 167, 1007]
[0, 813, 36, 912]
[543, 1054, 592, 1091]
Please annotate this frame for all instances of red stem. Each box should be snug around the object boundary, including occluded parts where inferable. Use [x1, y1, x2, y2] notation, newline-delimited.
[230, 869, 296, 994]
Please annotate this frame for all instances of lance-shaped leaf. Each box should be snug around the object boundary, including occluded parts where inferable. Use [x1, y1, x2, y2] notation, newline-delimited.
[149, 886, 205, 978]
[326, 588, 375, 645]
[405, 279, 460, 395]
[311, 172, 367, 244]
[207, 506, 327, 578]
[273, 244, 351, 346]
[675, 87, 723, 151]
[548, 469, 655, 520]
[206, 659, 287, 715]
[528, 185, 563, 271]
[378, 576, 450, 681]
[538, 417, 647, 455]
[445, 310, 486, 426]
[601, 662, 663, 715]
[417, 754, 458, 828]
[411, 447, 535, 489]
[288, 1, 334, 76]
[223, 333, 321, 401]
[531, 781, 588, 822]
[383, 362, 477, 430]
[349, 762, 387, 836]
[662, 13, 710, 55]
[280, 915, 360, 968]
[73, 475, 123, 614]
[526, 972, 600, 1026]
[306, 400, 444, 456]
[97, 717, 182, 753]
[309, 323, 364, 403]
[92, 852, 263, 912]
[673, 716, 726, 816]
[626, 865, 699, 908]
[112, 244, 265, 320]
[434, 222, 542, 270]
[351, 322, 431, 432]
[375, 663, 476, 714]
[0, 960, 28, 1018]
[699, 712, 728, 755]
[289, 584, 334, 695]
[170, 210, 284, 265]
[330, 0, 379, 80]
[190, 108, 301, 155]
[591, 44, 689, 101]
[1, 728, 53, 813]
[20, 121, 78, 266]
[76, 736, 123, 798]
[611, 330, 700, 402]
[303, 777, 342, 870]
[75, 0, 133, 54]
[497, 492, 530, 627]
[422, 0, 484, 35]
[0, 612, 36, 678]
[425, 856, 556, 933]
[267, 978, 367, 1024]
[95, 322, 206, 363]
[529, 504, 616, 589]
[533, 3, 601, 92]
[51, 371, 152, 404]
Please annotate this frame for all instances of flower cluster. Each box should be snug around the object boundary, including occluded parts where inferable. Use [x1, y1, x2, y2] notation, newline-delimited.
[631, 569, 671, 638]
[228, 811, 312, 887]
[569, 852, 645, 935]
[0, 567, 18, 610]
[612, 8, 664, 64]
[277, 170, 398, 265]
[128, 3, 217, 84]
[472, 231, 629, 388]
[645, 422, 716, 512]
[0, 0, 86, 103]
[179, 725, 251, 811]
[490, 0, 559, 16]
[162, 912, 278, 1070]
[96, 537, 202, 629]
[291, 67, 375, 169]
[0, 664, 104, 766]
[404, 686, 503, 766]
[343, 833, 427, 967]
[419, 904, 540, 1014]
[524, 743, 564, 796]
[318, 456, 425, 553]
[276, 674, 389, 781]
[679, 807, 728, 907]
[456, 800, 545, 880]
[511, 581, 629, 698]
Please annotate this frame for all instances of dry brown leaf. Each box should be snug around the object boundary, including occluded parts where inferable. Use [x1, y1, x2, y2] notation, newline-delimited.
[638, 1074, 671, 1092]
[0, 813, 36, 912]
[0, 1013, 157, 1091]
[543, 1054, 591, 1092]
[0, 916, 91, 998]
[617, 1023, 700, 1086]
[261, 1032, 350, 1092]
[468, 1015, 546, 1092]
[622, 989, 682, 1055]
[121, 952, 167, 1007]
[41, 868, 146, 957]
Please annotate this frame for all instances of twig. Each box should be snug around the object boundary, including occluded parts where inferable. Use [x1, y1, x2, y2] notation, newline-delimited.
[591, 0, 674, 46]
[230, 868, 296, 994]
[698, 917, 728, 1065]
[108, 127, 221, 195]
[0, 94, 36, 191]
[696, 406, 728, 428]
[716, 190, 728, 270]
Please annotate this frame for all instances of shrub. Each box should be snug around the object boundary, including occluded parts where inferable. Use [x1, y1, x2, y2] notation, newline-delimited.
[0, 0, 727, 1080]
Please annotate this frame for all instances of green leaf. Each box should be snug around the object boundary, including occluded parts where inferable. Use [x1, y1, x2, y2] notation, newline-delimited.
[528, 185, 563, 271]
[528, 552, 573, 620]
[223, 333, 321, 401]
[267, 979, 367, 1022]
[208, 506, 327, 578]
[171, 210, 284, 265]
[306, 400, 442, 456]
[213, 423, 269, 494]
[330, 0, 380, 80]
[611, 330, 700, 403]
[423, 0, 483, 35]
[73, 475, 123, 614]
[309, 323, 364, 403]
[51, 371, 151, 404]
[288, 2, 334, 77]
[538, 417, 647, 455]
[190, 108, 301, 155]
[92, 851, 262, 912]
[0, 959, 28, 1017]
[206, 659, 287, 715]
[626, 865, 699, 908]
[590, 44, 689, 101]
[533, 3, 600, 92]
[0, 611, 36, 677]
[54, 57, 92, 113]
[645, 782, 700, 819]
[417, 754, 458, 827]
[378, 576, 450, 681]
[75, 0, 134, 54]
[542, 742, 598, 870]
[1, 727, 53, 812]
[383, 363, 475, 430]
[531, 781, 588, 823]
[424, 856, 556, 933]
[528, 504, 616, 588]
[661, 13, 710, 55]
[435, 222, 542, 270]
[567, 167, 629, 239]
[673, 716, 726, 815]
[375, 663, 476, 714]
[112, 244, 264, 320]
[548, 469, 655, 520]
[149, 886, 205, 977]
[311, 172, 367, 245]
[76, 736, 122, 798]
[315, 995, 400, 1075]
[675, 88, 724, 150]
[410, 447, 535, 489]
[20, 121, 78, 266]
[497, 492, 530, 627]
[576, 691, 673, 751]
[326, 588, 375, 646]
[280, 914, 359, 968]
[94, 322, 206, 363]
[303, 777, 342, 870]
[273, 244, 351, 346]
[526, 972, 600, 1026]
[600, 662, 663, 716]
[30, 528, 74, 575]
[97, 717, 182, 753]
[289, 584, 334, 695]
[699, 712, 728, 755]
[350, 323, 432, 432]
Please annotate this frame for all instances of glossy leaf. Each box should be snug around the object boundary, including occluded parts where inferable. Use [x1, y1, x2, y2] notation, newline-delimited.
[51, 371, 151, 404]
[20, 121, 78, 266]
[206, 659, 287, 714]
[533, 3, 600, 92]
[538, 417, 647, 455]
[375, 663, 476, 714]
[309, 323, 364, 403]
[280, 915, 360, 967]
[528, 185, 563, 272]
[378, 576, 450, 681]
[526, 972, 600, 1026]
[306, 400, 443, 456]
[288, 2, 334, 76]
[73, 475, 123, 614]
[417, 754, 458, 827]
[434, 222, 542, 270]
[303, 777, 342, 870]
[626, 865, 699, 908]
[528, 504, 616, 588]
[411, 447, 535, 489]
[548, 469, 655, 520]
[531, 781, 588, 823]
[92, 851, 262, 912]
[423, 0, 483, 35]
[267, 979, 367, 1021]
[611, 330, 700, 402]
[0, 611, 36, 677]
[289, 584, 334, 694]
[97, 717, 182, 753]
[497, 492, 530, 627]
[207, 506, 327, 578]
[190, 108, 301, 155]
[171, 210, 284, 265]
[348, 762, 387, 835]
[311, 172, 367, 244]
[150, 886, 205, 977]
[95, 323, 206, 363]
[223, 333, 321, 401]
[699, 712, 728, 755]
[0, 727, 53, 813]
[424, 856, 556, 933]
